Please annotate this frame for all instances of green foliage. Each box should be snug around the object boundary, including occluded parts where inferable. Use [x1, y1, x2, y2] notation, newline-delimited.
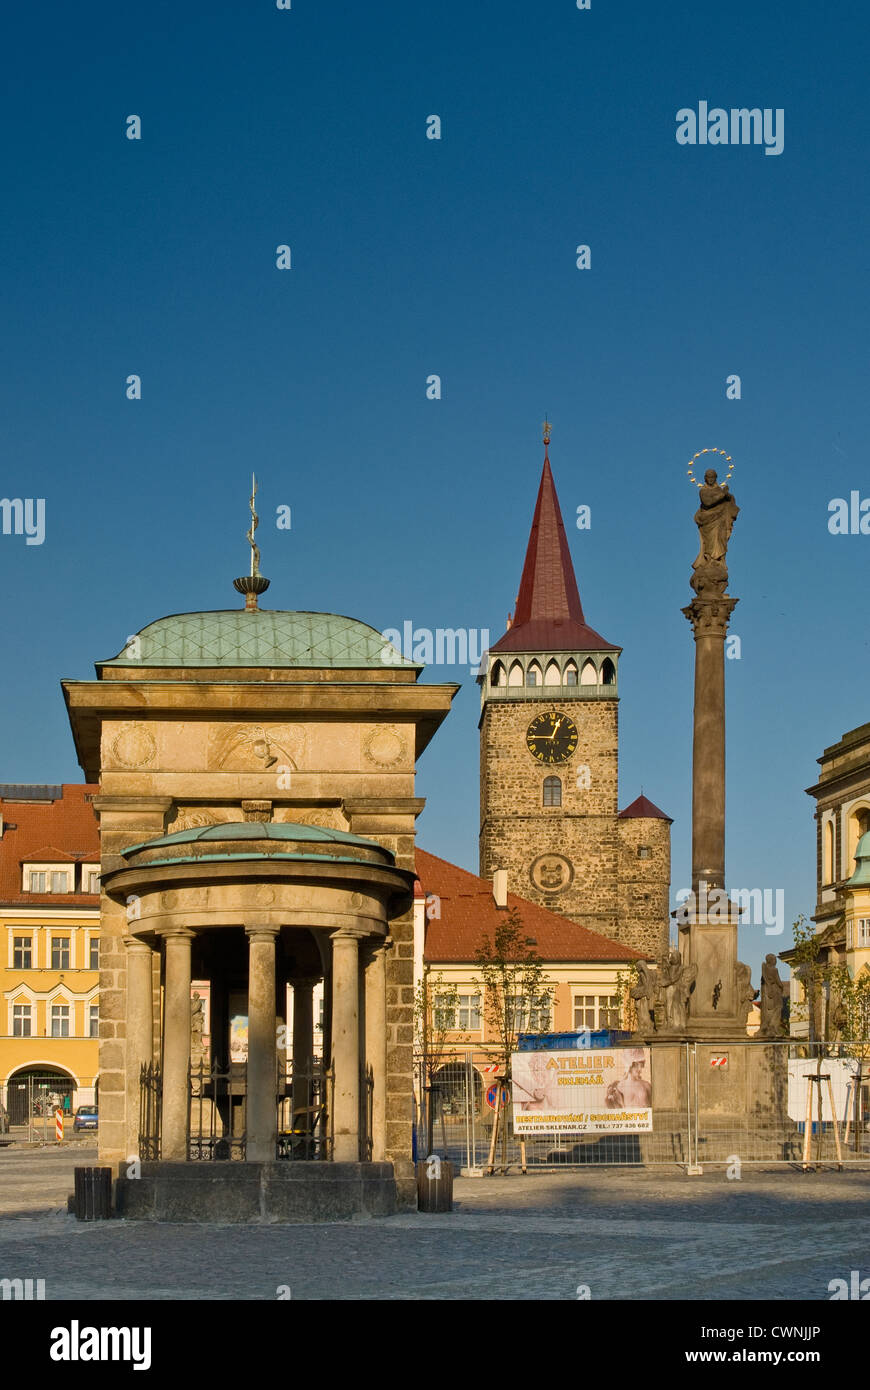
[614, 961, 640, 1032]
[414, 972, 462, 1085]
[474, 908, 553, 1078]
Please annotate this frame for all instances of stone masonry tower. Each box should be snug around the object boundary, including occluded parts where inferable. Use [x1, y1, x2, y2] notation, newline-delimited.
[479, 428, 670, 955]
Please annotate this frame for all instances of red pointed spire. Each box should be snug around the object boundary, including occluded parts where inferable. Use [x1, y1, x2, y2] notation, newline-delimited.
[491, 427, 618, 654]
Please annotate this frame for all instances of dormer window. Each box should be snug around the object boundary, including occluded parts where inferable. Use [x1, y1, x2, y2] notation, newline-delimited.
[24, 865, 73, 894]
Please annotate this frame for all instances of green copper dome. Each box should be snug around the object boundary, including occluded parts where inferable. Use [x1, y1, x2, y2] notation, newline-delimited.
[123, 821, 385, 855]
[98, 610, 416, 670]
[848, 830, 870, 888]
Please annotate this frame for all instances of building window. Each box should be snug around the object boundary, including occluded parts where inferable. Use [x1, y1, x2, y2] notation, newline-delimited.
[51, 938, 70, 970]
[50, 1004, 70, 1038]
[12, 936, 32, 969]
[637, 845, 651, 860]
[847, 921, 854, 949]
[573, 994, 620, 1030]
[51, 870, 70, 893]
[89, 1004, 99, 1038]
[526, 664, 541, 687]
[564, 664, 578, 686]
[543, 776, 562, 807]
[458, 992, 481, 1031]
[28, 871, 46, 892]
[89, 938, 99, 970]
[490, 661, 505, 688]
[12, 1004, 32, 1037]
[527, 993, 552, 1032]
[601, 658, 616, 685]
[858, 919, 870, 948]
[86, 870, 100, 894]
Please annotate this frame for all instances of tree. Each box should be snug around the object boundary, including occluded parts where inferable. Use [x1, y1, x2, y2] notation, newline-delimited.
[828, 963, 870, 1153]
[413, 971, 463, 1157]
[474, 909, 553, 1172]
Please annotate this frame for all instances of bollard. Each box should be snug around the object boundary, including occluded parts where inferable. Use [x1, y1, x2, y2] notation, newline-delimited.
[73, 1166, 113, 1220]
[416, 1155, 454, 1212]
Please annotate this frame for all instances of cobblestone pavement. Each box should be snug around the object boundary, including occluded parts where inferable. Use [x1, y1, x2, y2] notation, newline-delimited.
[1, 1145, 869, 1300]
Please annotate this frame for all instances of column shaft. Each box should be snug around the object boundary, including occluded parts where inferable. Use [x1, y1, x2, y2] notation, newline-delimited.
[331, 932, 361, 1162]
[364, 940, 388, 1161]
[247, 928, 279, 1163]
[124, 937, 154, 1163]
[161, 931, 194, 1160]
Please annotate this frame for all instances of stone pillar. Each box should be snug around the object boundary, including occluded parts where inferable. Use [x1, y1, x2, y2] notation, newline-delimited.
[124, 935, 154, 1162]
[246, 926, 279, 1163]
[681, 544, 741, 1034]
[331, 930, 362, 1162]
[685, 599, 736, 894]
[364, 937, 389, 1161]
[161, 929, 195, 1160]
[291, 977, 316, 1124]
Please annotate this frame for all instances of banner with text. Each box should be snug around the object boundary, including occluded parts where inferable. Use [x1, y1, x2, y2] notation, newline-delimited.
[511, 1047, 653, 1135]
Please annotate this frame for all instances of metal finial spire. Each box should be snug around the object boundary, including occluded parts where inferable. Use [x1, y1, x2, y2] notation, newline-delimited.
[233, 474, 270, 610]
[542, 418, 551, 448]
[248, 472, 260, 578]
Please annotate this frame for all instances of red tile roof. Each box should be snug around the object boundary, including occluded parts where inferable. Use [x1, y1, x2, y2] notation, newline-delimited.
[0, 784, 100, 907]
[491, 451, 619, 655]
[416, 848, 646, 963]
[618, 794, 673, 823]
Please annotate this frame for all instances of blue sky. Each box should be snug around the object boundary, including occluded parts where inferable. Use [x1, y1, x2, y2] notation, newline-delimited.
[2, 0, 869, 980]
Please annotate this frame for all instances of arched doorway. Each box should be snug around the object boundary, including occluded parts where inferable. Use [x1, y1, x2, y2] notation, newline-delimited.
[5, 1066, 77, 1125]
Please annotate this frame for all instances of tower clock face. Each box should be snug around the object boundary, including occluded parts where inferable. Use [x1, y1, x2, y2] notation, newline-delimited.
[526, 711, 578, 764]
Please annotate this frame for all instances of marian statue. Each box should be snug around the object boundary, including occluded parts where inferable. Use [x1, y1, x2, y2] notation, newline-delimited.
[691, 470, 739, 597]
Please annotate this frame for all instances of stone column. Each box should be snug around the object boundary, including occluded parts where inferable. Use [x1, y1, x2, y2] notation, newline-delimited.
[161, 929, 195, 1160]
[246, 926, 279, 1164]
[685, 599, 737, 894]
[364, 937, 389, 1161]
[331, 930, 362, 1162]
[124, 936, 154, 1162]
[682, 551, 741, 1033]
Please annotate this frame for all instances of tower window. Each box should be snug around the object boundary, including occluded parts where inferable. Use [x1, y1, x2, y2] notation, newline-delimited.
[564, 664, 578, 686]
[490, 661, 505, 688]
[637, 846, 651, 860]
[543, 776, 562, 807]
[601, 658, 616, 685]
[527, 662, 542, 687]
[580, 659, 597, 686]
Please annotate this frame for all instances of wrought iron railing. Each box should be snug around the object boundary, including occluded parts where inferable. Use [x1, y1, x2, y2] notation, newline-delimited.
[138, 1057, 373, 1161]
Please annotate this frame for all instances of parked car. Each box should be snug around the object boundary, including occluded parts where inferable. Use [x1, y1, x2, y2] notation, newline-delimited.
[73, 1105, 98, 1132]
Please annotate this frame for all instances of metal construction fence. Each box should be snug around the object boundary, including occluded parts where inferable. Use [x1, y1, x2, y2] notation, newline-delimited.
[417, 1041, 870, 1171]
[0, 1073, 99, 1142]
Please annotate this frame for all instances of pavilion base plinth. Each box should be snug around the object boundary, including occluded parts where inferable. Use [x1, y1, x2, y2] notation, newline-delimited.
[112, 1160, 402, 1223]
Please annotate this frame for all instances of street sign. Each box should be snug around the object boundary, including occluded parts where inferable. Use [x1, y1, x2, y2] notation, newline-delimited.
[485, 1084, 510, 1110]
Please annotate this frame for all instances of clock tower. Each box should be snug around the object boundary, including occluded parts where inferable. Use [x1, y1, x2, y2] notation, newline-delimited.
[479, 429, 670, 955]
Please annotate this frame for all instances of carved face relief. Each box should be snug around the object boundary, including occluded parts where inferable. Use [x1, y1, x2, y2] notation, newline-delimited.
[529, 853, 574, 894]
[212, 723, 306, 772]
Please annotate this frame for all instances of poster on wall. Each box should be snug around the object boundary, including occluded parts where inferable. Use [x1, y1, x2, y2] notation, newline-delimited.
[511, 1047, 653, 1135]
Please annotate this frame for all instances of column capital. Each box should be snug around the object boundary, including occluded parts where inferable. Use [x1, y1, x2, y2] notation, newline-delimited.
[682, 595, 738, 638]
[331, 927, 366, 943]
[159, 927, 196, 941]
[123, 935, 154, 954]
[244, 923, 280, 941]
